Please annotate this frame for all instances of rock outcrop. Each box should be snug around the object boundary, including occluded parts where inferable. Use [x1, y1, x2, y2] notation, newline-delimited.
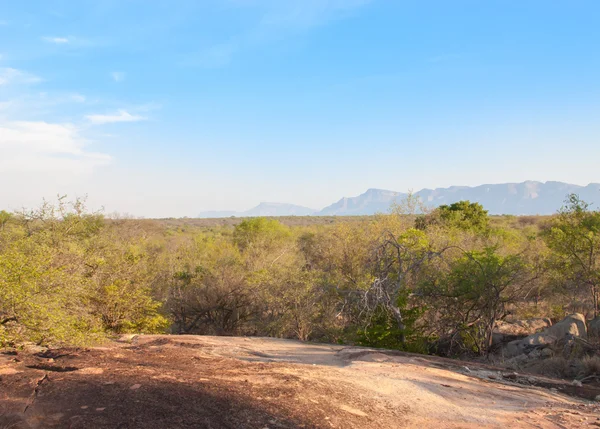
[589, 317, 600, 338]
[505, 314, 587, 358]
[492, 318, 552, 346]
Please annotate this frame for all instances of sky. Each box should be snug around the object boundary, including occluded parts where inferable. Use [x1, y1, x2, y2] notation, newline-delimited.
[1, 0, 600, 217]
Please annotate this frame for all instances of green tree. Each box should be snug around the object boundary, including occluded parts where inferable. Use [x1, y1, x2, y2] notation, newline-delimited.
[543, 194, 600, 317]
[166, 237, 252, 335]
[439, 201, 489, 230]
[419, 246, 538, 355]
[0, 210, 12, 232]
[417, 201, 489, 231]
[360, 229, 434, 344]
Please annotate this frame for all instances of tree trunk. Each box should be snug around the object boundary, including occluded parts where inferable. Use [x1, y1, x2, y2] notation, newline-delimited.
[390, 306, 406, 343]
[592, 284, 598, 319]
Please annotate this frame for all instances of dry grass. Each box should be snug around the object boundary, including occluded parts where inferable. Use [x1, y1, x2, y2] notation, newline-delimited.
[525, 354, 600, 381]
[531, 356, 574, 378]
[581, 355, 600, 375]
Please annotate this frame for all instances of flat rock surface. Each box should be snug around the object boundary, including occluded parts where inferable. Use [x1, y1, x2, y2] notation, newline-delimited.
[1, 335, 599, 428]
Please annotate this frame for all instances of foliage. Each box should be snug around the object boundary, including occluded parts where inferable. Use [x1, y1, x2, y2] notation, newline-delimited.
[543, 194, 600, 316]
[1, 194, 597, 360]
[357, 290, 427, 353]
[0, 197, 167, 347]
[418, 246, 538, 355]
[438, 201, 489, 231]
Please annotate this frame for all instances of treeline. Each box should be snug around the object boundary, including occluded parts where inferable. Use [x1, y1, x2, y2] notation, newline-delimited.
[1, 195, 599, 356]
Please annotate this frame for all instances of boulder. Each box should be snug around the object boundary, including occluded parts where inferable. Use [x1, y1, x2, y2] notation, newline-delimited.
[492, 318, 553, 346]
[514, 318, 552, 333]
[504, 314, 586, 357]
[588, 316, 600, 338]
[494, 318, 552, 336]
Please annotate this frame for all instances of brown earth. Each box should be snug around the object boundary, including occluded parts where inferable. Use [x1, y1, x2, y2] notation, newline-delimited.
[1, 335, 599, 429]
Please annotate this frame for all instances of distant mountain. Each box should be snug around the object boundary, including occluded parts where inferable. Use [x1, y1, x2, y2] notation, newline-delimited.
[317, 181, 600, 216]
[197, 181, 600, 218]
[318, 188, 406, 216]
[198, 202, 316, 218]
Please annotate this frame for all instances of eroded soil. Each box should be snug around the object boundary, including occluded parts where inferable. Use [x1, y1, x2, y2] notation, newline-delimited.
[1, 335, 599, 428]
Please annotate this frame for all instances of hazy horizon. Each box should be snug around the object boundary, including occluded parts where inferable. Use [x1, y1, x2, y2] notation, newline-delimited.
[2, 1, 600, 217]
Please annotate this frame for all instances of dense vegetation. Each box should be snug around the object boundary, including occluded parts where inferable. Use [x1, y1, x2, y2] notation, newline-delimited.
[1, 194, 599, 357]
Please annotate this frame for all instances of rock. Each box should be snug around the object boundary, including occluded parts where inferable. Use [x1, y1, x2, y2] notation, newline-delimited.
[595, 395, 600, 402]
[21, 343, 47, 354]
[572, 379, 583, 387]
[504, 314, 587, 357]
[491, 332, 505, 346]
[541, 348, 554, 358]
[0, 367, 21, 375]
[129, 383, 142, 390]
[494, 318, 552, 337]
[528, 349, 542, 359]
[79, 367, 104, 375]
[589, 317, 600, 338]
[117, 334, 139, 343]
[503, 372, 519, 380]
[505, 353, 530, 368]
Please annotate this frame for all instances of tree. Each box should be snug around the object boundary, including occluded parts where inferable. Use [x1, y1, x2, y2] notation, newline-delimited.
[0, 210, 12, 232]
[543, 194, 600, 317]
[233, 217, 290, 252]
[419, 246, 538, 355]
[166, 237, 253, 335]
[359, 229, 437, 344]
[250, 264, 327, 341]
[417, 201, 489, 232]
[0, 197, 167, 346]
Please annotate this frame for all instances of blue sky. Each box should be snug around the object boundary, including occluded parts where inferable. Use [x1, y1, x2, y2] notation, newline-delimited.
[1, 1, 599, 217]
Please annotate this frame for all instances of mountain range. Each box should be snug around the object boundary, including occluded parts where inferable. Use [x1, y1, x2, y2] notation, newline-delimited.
[197, 181, 600, 218]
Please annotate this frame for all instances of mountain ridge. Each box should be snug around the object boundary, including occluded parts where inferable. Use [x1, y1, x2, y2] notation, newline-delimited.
[198, 202, 317, 218]
[198, 181, 600, 218]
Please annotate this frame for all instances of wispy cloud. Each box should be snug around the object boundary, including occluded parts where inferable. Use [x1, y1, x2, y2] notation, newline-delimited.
[111, 71, 125, 82]
[0, 67, 42, 86]
[86, 109, 146, 125]
[41, 36, 100, 49]
[0, 121, 111, 174]
[42, 36, 70, 44]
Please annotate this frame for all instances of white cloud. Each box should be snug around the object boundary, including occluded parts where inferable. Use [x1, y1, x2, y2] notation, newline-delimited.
[0, 121, 111, 174]
[42, 36, 70, 44]
[0, 67, 42, 86]
[111, 71, 125, 82]
[85, 109, 146, 125]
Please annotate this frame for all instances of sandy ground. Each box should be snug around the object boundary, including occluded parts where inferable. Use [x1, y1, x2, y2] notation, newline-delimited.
[1, 335, 599, 428]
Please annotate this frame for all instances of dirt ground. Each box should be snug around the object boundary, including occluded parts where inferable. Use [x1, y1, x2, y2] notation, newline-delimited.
[1, 335, 599, 428]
